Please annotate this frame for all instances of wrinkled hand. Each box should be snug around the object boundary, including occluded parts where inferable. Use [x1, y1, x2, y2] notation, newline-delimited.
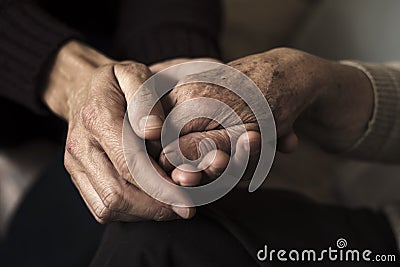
[158, 48, 373, 185]
[43, 41, 193, 222]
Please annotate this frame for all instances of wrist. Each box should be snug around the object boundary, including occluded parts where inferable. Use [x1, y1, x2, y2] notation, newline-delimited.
[43, 40, 113, 120]
[306, 61, 374, 151]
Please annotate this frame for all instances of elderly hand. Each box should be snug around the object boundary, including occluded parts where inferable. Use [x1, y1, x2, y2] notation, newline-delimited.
[43, 41, 193, 223]
[159, 48, 374, 185]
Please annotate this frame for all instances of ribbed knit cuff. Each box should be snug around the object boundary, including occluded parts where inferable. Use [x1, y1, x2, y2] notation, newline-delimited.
[0, 1, 80, 113]
[340, 61, 400, 162]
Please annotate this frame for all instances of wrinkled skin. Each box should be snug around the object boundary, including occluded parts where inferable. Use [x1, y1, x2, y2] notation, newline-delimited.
[43, 42, 373, 222]
[44, 41, 193, 223]
[157, 48, 373, 185]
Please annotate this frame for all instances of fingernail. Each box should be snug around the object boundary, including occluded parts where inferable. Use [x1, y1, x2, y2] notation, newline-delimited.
[172, 206, 191, 219]
[139, 115, 163, 132]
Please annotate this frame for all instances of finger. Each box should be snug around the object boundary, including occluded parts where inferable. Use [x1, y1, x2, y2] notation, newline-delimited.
[150, 160, 197, 218]
[68, 143, 185, 221]
[69, 118, 134, 187]
[198, 150, 230, 179]
[108, 142, 196, 219]
[66, 125, 191, 220]
[191, 131, 260, 183]
[233, 131, 261, 164]
[170, 150, 230, 187]
[159, 129, 233, 173]
[232, 131, 261, 181]
[64, 153, 142, 223]
[277, 131, 298, 153]
[170, 132, 260, 185]
[85, 117, 195, 216]
[79, 104, 143, 188]
[171, 164, 202, 187]
[114, 63, 164, 140]
[78, 65, 151, 186]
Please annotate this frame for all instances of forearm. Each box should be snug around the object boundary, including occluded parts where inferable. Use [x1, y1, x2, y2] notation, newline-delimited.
[43, 41, 113, 120]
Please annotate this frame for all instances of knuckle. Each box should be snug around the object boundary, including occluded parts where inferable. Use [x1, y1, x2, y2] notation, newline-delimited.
[132, 62, 149, 72]
[100, 186, 123, 211]
[92, 64, 114, 80]
[119, 165, 131, 182]
[80, 105, 99, 132]
[131, 62, 151, 78]
[94, 204, 112, 223]
[94, 217, 107, 224]
[116, 62, 151, 82]
[65, 136, 81, 158]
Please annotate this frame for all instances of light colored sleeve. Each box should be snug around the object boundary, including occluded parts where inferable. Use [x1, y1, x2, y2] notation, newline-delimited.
[340, 61, 400, 163]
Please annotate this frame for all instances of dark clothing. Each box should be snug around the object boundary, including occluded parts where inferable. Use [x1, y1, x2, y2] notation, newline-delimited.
[2, 151, 398, 267]
[91, 189, 399, 267]
[0, 0, 221, 145]
[0, 0, 78, 113]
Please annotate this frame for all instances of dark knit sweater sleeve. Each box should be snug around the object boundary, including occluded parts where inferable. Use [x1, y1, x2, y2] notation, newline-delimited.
[114, 0, 222, 64]
[0, 0, 79, 113]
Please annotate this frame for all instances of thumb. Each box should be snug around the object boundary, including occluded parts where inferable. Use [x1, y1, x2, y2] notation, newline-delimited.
[114, 62, 165, 140]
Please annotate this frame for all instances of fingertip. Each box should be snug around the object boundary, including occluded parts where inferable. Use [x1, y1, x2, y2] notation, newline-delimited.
[236, 131, 261, 154]
[171, 164, 202, 186]
[199, 150, 230, 179]
[234, 131, 261, 165]
[172, 206, 196, 219]
[186, 207, 196, 219]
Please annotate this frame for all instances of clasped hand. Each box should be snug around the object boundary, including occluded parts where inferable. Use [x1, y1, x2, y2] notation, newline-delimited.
[44, 42, 373, 223]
